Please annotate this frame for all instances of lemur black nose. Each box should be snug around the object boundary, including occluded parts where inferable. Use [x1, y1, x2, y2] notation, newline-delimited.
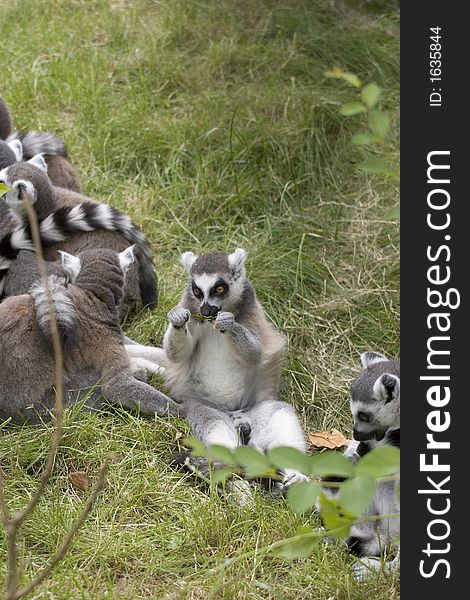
[353, 428, 375, 441]
[201, 303, 219, 317]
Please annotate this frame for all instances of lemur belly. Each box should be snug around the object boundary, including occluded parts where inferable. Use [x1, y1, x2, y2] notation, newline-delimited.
[190, 329, 250, 410]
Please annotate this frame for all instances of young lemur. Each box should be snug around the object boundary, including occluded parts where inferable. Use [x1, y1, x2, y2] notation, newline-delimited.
[164, 248, 307, 492]
[0, 246, 180, 424]
[0, 155, 157, 315]
[0, 95, 81, 191]
[323, 352, 400, 581]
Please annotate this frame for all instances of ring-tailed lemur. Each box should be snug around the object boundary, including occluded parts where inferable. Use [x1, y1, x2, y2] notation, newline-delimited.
[163, 248, 307, 497]
[322, 351, 400, 581]
[0, 246, 180, 424]
[0, 156, 157, 313]
[0, 95, 81, 191]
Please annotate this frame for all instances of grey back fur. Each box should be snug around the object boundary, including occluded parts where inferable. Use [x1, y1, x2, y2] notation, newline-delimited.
[0, 96, 13, 140]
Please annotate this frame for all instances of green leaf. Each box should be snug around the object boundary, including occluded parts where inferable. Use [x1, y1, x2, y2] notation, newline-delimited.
[286, 481, 321, 513]
[357, 159, 394, 176]
[211, 467, 233, 485]
[310, 451, 355, 478]
[325, 68, 361, 88]
[386, 205, 400, 220]
[208, 444, 237, 466]
[318, 493, 355, 538]
[184, 437, 208, 457]
[351, 132, 383, 146]
[233, 445, 273, 477]
[369, 110, 390, 139]
[342, 72, 362, 88]
[272, 530, 319, 559]
[355, 446, 400, 478]
[0, 182, 11, 198]
[339, 477, 376, 516]
[339, 102, 367, 116]
[267, 447, 311, 475]
[361, 83, 381, 108]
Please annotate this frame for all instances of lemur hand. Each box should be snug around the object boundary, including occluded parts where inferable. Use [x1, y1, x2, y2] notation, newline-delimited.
[167, 307, 191, 329]
[214, 311, 235, 332]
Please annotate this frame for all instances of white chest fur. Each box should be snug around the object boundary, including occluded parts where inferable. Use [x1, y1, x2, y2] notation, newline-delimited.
[190, 325, 250, 410]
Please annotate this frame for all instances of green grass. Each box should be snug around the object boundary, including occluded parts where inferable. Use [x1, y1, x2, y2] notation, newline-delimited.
[0, 0, 399, 597]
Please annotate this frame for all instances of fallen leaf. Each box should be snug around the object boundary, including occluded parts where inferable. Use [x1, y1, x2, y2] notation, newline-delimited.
[68, 471, 91, 491]
[308, 429, 350, 450]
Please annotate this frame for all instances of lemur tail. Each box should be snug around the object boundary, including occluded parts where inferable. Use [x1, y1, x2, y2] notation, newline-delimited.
[30, 274, 78, 352]
[6, 130, 67, 158]
[39, 202, 158, 309]
[0, 228, 34, 296]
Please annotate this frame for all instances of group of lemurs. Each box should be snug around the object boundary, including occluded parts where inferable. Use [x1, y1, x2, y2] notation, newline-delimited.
[0, 96, 399, 581]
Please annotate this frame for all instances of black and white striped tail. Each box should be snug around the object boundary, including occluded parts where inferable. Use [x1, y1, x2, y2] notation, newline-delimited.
[0, 228, 34, 296]
[6, 130, 67, 158]
[0, 201, 157, 308]
[30, 274, 78, 352]
[39, 202, 158, 308]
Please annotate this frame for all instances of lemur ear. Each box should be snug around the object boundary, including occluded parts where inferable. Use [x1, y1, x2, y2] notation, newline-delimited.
[180, 251, 197, 273]
[58, 251, 81, 283]
[373, 373, 400, 404]
[7, 139, 23, 161]
[360, 351, 388, 369]
[27, 153, 48, 174]
[228, 248, 247, 279]
[119, 245, 135, 273]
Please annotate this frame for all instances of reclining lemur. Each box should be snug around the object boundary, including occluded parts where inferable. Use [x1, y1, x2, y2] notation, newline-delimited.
[164, 248, 307, 498]
[0, 154, 157, 316]
[322, 352, 400, 581]
[0, 95, 81, 191]
[0, 246, 181, 424]
[0, 154, 166, 377]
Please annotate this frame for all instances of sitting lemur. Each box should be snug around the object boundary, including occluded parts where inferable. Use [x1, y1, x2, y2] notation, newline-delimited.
[164, 248, 308, 497]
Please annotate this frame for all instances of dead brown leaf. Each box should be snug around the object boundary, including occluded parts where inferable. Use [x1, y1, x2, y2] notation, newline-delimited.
[308, 429, 350, 450]
[68, 471, 92, 492]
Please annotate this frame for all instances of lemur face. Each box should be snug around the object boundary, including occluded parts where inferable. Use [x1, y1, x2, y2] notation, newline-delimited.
[0, 155, 48, 217]
[190, 272, 229, 316]
[350, 352, 400, 442]
[180, 248, 247, 315]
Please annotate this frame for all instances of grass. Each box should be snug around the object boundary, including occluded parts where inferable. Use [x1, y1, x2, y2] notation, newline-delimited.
[0, 0, 399, 597]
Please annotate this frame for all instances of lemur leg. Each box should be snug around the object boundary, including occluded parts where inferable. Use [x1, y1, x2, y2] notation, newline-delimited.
[164, 307, 194, 361]
[185, 403, 253, 505]
[248, 400, 308, 486]
[101, 371, 183, 417]
[186, 404, 239, 449]
[129, 357, 165, 381]
[213, 312, 262, 364]
[124, 338, 167, 366]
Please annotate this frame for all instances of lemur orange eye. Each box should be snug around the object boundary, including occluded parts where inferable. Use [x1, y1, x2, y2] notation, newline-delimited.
[193, 288, 202, 297]
[215, 285, 226, 294]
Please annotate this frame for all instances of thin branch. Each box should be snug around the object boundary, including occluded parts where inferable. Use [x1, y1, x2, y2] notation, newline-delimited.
[13, 194, 64, 526]
[10, 457, 112, 600]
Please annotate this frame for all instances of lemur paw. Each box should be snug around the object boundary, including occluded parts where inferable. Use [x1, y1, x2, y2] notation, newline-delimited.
[352, 557, 382, 582]
[167, 307, 191, 329]
[282, 471, 309, 489]
[214, 311, 235, 332]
